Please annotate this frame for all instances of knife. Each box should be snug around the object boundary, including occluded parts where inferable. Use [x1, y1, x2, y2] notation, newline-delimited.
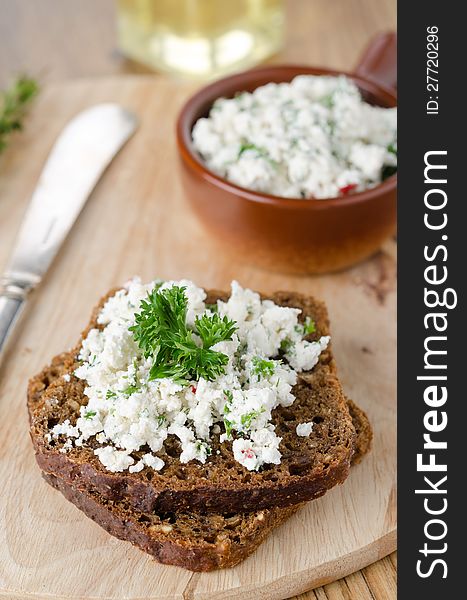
[0, 103, 138, 365]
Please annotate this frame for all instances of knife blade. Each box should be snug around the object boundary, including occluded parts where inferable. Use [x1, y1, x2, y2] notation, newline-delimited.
[0, 103, 138, 365]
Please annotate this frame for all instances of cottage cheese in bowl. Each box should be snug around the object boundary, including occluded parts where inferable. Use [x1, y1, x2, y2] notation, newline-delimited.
[192, 74, 397, 199]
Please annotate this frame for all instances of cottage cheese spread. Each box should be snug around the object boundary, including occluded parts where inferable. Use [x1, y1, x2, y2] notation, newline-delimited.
[50, 279, 329, 472]
[192, 75, 397, 199]
[296, 422, 314, 437]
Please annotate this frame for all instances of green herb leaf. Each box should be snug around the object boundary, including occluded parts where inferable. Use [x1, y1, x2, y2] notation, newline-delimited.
[223, 418, 233, 439]
[196, 440, 211, 456]
[303, 316, 316, 335]
[84, 410, 97, 419]
[130, 286, 237, 383]
[382, 165, 397, 180]
[122, 384, 140, 396]
[251, 356, 276, 378]
[320, 93, 335, 108]
[195, 313, 237, 349]
[0, 76, 39, 154]
[240, 408, 264, 430]
[106, 390, 117, 399]
[238, 142, 263, 157]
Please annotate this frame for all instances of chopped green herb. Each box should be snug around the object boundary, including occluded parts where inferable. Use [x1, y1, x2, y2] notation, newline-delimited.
[238, 142, 264, 157]
[106, 390, 117, 399]
[205, 302, 218, 313]
[84, 410, 96, 419]
[122, 384, 140, 396]
[387, 143, 397, 155]
[196, 440, 211, 456]
[304, 316, 316, 335]
[223, 418, 233, 438]
[237, 143, 278, 168]
[157, 414, 167, 426]
[240, 408, 265, 430]
[280, 338, 293, 352]
[223, 389, 233, 414]
[129, 286, 237, 383]
[382, 165, 397, 180]
[252, 356, 275, 378]
[320, 93, 335, 108]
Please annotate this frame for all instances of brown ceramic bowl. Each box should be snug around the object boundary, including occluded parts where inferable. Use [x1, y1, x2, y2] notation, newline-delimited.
[177, 33, 397, 274]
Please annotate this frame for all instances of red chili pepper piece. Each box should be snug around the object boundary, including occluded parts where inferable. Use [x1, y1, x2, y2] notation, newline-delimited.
[191, 385, 197, 394]
[242, 448, 255, 459]
[339, 183, 358, 195]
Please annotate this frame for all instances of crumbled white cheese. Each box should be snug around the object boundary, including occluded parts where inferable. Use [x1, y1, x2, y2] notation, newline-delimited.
[63, 373, 71, 382]
[232, 427, 281, 471]
[129, 460, 144, 474]
[51, 419, 79, 439]
[192, 75, 397, 199]
[126, 454, 164, 473]
[59, 438, 74, 453]
[143, 453, 165, 471]
[51, 279, 330, 472]
[296, 422, 314, 437]
[94, 446, 134, 472]
[286, 337, 330, 372]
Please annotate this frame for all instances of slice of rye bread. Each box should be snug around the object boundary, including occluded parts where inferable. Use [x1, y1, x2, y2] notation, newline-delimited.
[346, 399, 373, 465]
[28, 288, 361, 514]
[38, 404, 371, 572]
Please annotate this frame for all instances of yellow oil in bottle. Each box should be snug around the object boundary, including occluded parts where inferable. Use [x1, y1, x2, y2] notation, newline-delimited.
[116, 0, 284, 79]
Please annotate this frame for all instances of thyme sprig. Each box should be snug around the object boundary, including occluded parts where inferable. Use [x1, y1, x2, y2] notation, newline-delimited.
[0, 76, 39, 153]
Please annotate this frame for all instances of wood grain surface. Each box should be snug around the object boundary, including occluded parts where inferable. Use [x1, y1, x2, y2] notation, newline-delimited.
[0, 1, 397, 598]
[0, 76, 395, 599]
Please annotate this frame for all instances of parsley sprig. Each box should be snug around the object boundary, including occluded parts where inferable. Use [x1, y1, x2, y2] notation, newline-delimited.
[129, 286, 237, 384]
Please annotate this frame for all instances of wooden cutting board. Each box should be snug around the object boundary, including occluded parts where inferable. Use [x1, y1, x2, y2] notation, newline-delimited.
[0, 76, 396, 600]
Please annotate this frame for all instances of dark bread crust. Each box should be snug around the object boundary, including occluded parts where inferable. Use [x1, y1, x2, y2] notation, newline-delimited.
[346, 399, 372, 464]
[28, 289, 357, 514]
[42, 472, 299, 572]
[39, 407, 370, 572]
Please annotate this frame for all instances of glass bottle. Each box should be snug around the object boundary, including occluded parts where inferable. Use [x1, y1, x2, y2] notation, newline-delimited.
[116, 0, 284, 79]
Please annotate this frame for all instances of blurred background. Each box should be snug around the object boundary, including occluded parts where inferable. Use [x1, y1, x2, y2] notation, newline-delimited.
[0, 0, 395, 86]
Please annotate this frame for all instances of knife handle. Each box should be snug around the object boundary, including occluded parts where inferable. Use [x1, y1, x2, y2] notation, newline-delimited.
[0, 279, 30, 366]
